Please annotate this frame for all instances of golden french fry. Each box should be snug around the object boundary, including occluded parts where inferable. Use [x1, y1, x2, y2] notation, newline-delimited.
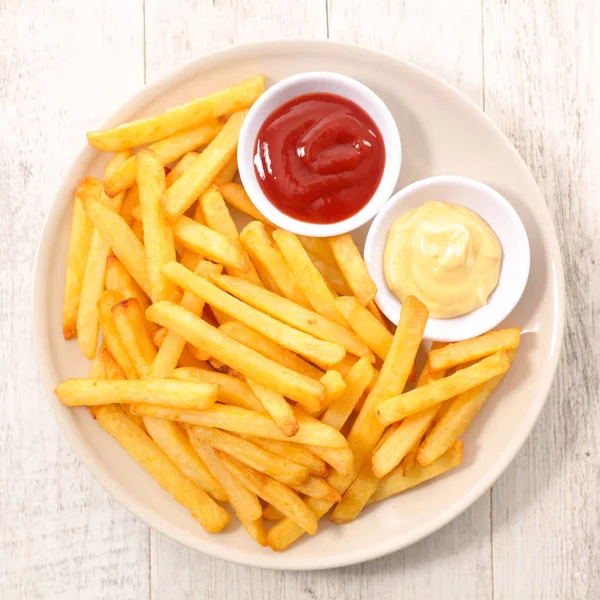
[111, 297, 157, 377]
[377, 351, 511, 425]
[95, 405, 230, 533]
[263, 504, 284, 521]
[172, 215, 250, 272]
[190, 426, 309, 486]
[211, 275, 373, 360]
[146, 301, 326, 406]
[90, 346, 126, 381]
[305, 445, 353, 475]
[162, 262, 345, 372]
[217, 452, 318, 535]
[104, 120, 223, 197]
[120, 185, 139, 225]
[56, 378, 218, 409]
[239, 222, 310, 306]
[428, 328, 521, 372]
[267, 497, 332, 551]
[321, 357, 374, 430]
[243, 436, 328, 478]
[62, 178, 99, 339]
[84, 193, 150, 295]
[273, 229, 346, 325]
[242, 518, 268, 546]
[142, 417, 227, 502]
[366, 299, 388, 327]
[199, 185, 263, 286]
[246, 378, 298, 436]
[147, 261, 221, 378]
[166, 152, 199, 187]
[417, 353, 515, 466]
[88, 75, 264, 151]
[330, 462, 378, 523]
[131, 218, 144, 242]
[218, 183, 273, 226]
[105, 255, 151, 314]
[327, 296, 428, 497]
[369, 441, 464, 504]
[136, 148, 177, 302]
[131, 404, 347, 449]
[328, 234, 376, 307]
[219, 321, 324, 380]
[292, 476, 341, 503]
[319, 370, 346, 409]
[371, 352, 447, 478]
[335, 296, 392, 361]
[161, 111, 248, 221]
[186, 432, 262, 522]
[173, 367, 264, 412]
[213, 155, 238, 185]
[97, 290, 138, 379]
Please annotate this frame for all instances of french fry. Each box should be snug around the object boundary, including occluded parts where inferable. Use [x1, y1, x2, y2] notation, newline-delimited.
[120, 185, 139, 225]
[305, 445, 353, 475]
[166, 152, 199, 187]
[111, 298, 157, 377]
[335, 296, 392, 361]
[372, 350, 447, 478]
[219, 321, 324, 380]
[146, 301, 326, 407]
[88, 75, 264, 151]
[186, 433, 263, 522]
[263, 504, 284, 521]
[217, 452, 318, 535]
[330, 461, 378, 523]
[97, 290, 138, 379]
[267, 497, 332, 551]
[246, 378, 299, 436]
[161, 111, 248, 221]
[199, 185, 263, 286]
[131, 404, 347, 449]
[91, 346, 125, 381]
[213, 155, 238, 185]
[321, 357, 374, 430]
[94, 405, 230, 533]
[369, 442, 464, 504]
[132, 218, 144, 242]
[142, 417, 227, 501]
[62, 178, 99, 339]
[190, 427, 309, 486]
[319, 370, 346, 408]
[292, 476, 341, 503]
[417, 352, 515, 466]
[273, 229, 346, 326]
[428, 329, 521, 372]
[242, 518, 268, 546]
[162, 262, 345, 371]
[377, 351, 512, 425]
[172, 215, 250, 272]
[136, 148, 177, 302]
[104, 120, 223, 197]
[173, 367, 264, 412]
[218, 183, 273, 226]
[211, 275, 373, 361]
[243, 436, 328, 478]
[105, 256, 151, 316]
[366, 299, 387, 327]
[147, 261, 221, 378]
[84, 193, 150, 295]
[56, 378, 219, 409]
[328, 234, 376, 307]
[327, 296, 428, 496]
[239, 222, 310, 306]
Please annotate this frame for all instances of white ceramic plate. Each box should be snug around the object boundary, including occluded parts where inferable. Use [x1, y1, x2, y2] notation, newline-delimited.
[32, 40, 565, 571]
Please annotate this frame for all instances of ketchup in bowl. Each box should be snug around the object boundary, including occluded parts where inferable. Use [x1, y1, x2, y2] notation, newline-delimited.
[253, 93, 385, 224]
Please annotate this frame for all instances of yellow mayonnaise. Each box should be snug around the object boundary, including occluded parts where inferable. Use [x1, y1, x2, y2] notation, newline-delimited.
[384, 201, 502, 319]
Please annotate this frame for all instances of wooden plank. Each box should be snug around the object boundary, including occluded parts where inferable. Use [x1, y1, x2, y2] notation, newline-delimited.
[483, 1, 600, 598]
[0, 1, 149, 598]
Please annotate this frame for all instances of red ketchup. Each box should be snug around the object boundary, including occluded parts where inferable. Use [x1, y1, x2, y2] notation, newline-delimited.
[254, 93, 385, 224]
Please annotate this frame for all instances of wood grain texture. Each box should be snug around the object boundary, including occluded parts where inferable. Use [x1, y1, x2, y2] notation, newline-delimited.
[0, 1, 150, 599]
[483, 1, 600, 599]
[1, 0, 598, 598]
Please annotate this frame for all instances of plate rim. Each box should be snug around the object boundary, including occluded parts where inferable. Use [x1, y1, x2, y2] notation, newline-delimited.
[32, 38, 566, 570]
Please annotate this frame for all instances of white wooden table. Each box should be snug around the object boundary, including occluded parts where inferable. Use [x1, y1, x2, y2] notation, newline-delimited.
[1, 1, 598, 598]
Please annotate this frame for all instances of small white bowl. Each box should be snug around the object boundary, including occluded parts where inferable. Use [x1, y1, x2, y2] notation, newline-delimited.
[237, 72, 402, 237]
[364, 176, 530, 341]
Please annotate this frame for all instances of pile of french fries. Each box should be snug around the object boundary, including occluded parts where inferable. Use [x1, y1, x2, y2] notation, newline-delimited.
[57, 75, 522, 550]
